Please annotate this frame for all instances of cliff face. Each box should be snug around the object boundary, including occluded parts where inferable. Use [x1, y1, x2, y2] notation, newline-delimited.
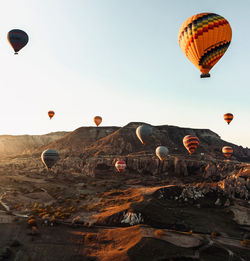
[59, 154, 238, 179]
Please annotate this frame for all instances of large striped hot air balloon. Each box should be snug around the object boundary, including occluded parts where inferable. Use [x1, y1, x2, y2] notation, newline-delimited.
[7, 29, 29, 54]
[41, 149, 59, 169]
[222, 146, 233, 159]
[115, 160, 126, 173]
[183, 135, 200, 155]
[178, 13, 232, 78]
[224, 113, 233, 125]
[94, 116, 102, 127]
[48, 111, 55, 119]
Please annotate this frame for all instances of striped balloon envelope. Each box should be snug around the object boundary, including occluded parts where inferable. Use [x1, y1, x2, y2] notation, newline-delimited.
[178, 13, 232, 78]
[224, 113, 233, 125]
[115, 160, 126, 173]
[183, 135, 200, 155]
[94, 116, 102, 127]
[48, 110, 55, 119]
[222, 146, 233, 159]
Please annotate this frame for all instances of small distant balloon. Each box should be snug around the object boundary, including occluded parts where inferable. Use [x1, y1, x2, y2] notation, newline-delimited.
[7, 29, 29, 54]
[224, 113, 233, 125]
[155, 146, 169, 161]
[48, 111, 55, 119]
[94, 116, 102, 127]
[41, 149, 59, 169]
[136, 125, 152, 145]
[183, 135, 199, 155]
[222, 146, 233, 159]
[115, 160, 126, 173]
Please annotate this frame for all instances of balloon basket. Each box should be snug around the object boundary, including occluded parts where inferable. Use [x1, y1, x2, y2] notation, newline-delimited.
[200, 73, 210, 78]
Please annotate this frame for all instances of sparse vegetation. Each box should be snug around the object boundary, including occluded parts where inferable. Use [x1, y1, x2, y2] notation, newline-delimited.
[241, 239, 250, 247]
[211, 232, 217, 238]
[84, 233, 97, 243]
[154, 229, 165, 238]
[27, 216, 37, 227]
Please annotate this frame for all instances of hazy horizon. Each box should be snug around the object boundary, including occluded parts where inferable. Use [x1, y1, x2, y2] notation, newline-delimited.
[1, 0, 250, 147]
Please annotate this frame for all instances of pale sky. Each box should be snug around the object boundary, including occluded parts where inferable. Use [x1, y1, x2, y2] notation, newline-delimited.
[0, 0, 250, 147]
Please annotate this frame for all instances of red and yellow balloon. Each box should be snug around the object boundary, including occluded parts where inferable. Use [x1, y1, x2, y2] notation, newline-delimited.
[224, 113, 233, 125]
[94, 116, 102, 127]
[222, 146, 233, 159]
[48, 111, 55, 120]
[178, 13, 232, 78]
[183, 135, 199, 155]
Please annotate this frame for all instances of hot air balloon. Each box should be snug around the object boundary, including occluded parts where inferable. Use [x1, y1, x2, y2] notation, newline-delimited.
[41, 149, 59, 169]
[136, 125, 152, 145]
[94, 116, 102, 127]
[156, 146, 169, 161]
[224, 113, 233, 125]
[178, 13, 232, 78]
[7, 29, 29, 54]
[183, 135, 200, 154]
[222, 146, 233, 159]
[115, 160, 126, 173]
[48, 111, 55, 119]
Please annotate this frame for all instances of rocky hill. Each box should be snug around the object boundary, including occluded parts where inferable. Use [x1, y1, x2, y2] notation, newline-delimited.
[2, 122, 250, 163]
[0, 132, 68, 158]
[34, 126, 120, 154]
[20, 122, 248, 179]
[44, 122, 249, 162]
[0, 123, 249, 261]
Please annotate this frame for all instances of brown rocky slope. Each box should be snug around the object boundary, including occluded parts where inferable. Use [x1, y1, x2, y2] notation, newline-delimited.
[0, 132, 68, 158]
[83, 122, 250, 161]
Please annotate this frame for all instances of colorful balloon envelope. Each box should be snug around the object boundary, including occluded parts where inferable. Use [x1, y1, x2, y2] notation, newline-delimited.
[183, 135, 200, 155]
[178, 13, 232, 78]
[136, 125, 152, 145]
[224, 113, 233, 125]
[115, 160, 126, 173]
[7, 29, 29, 54]
[41, 149, 59, 169]
[94, 116, 102, 127]
[48, 111, 55, 119]
[222, 146, 233, 159]
[155, 146, 169, 161]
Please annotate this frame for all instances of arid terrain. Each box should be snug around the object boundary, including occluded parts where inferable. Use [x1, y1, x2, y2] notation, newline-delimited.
[0, 123, 249, 261]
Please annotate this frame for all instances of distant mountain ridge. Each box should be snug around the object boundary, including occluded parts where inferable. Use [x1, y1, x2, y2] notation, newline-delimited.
[33, 126, 120, 154]
[1, 123, 250, 162]
[0, 132, 68, 157]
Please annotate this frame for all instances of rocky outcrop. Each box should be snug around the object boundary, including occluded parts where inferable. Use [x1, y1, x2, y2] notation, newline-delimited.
[58, 152, 246, 182]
